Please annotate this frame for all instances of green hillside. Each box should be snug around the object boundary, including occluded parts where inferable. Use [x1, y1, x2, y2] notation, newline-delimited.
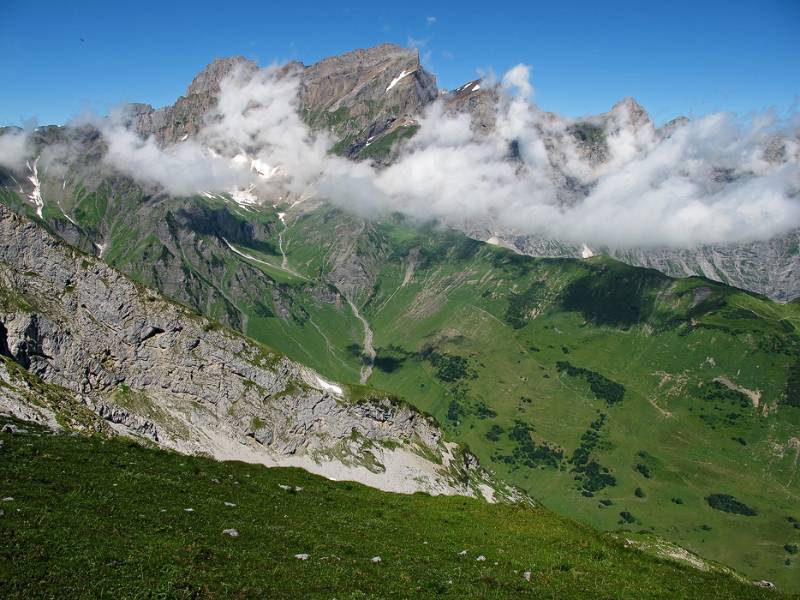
[2, 187, 799, 591]
[0, 419, 782, 599]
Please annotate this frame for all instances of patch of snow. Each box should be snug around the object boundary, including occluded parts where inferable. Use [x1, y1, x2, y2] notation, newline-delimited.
[94, 242, 107, 258]
[472, 84, 481, 92]
[385, 70, 411, 93]
[179, 134, 189, 142]
[56, 195, 78, 227]
[223, 238, 271, 265]
[222, 528, 239, 537]
[295, 554, 310, 561]
[486, 236, 501, 246]
[371, 556, 382, 563]
[581, 244, 595, 259]
[230, 185, 258, 207]
[314, 376, 343, 396]
[277, 212, 286, 225]
[223, 237, 308, 280]
[476, 555, 486, 562]
[26, 157, 43, 218]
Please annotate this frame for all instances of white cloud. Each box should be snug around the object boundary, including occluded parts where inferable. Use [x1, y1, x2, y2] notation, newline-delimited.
[16, 59, 798, 250]
[0, 128, 33, 172]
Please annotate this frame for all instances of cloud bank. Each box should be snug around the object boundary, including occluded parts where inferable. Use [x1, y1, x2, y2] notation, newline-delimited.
[3, 60, 799, 249]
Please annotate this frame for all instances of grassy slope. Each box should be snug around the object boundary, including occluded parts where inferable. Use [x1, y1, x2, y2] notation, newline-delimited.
[0, 420, 782, 599]
[280, 211, 800, 591]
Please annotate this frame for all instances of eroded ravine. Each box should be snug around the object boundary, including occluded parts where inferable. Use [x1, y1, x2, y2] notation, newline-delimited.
[347, 297, 375, 384]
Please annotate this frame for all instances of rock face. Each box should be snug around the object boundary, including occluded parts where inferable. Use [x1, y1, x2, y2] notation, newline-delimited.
[0, 204, 508, 500]
[132, 56, 258, 145]
[300, 44, 437, 159]
[132, 44, 437, 162]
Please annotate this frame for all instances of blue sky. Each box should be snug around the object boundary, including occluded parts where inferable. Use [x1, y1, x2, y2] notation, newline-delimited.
[2, 0, 797, 126]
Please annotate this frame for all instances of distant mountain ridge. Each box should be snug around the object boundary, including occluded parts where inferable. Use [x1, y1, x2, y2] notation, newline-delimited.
[6, 43, 794, 300]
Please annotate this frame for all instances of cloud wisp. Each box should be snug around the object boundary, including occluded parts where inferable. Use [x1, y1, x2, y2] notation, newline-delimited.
[3, 60, 798, 249]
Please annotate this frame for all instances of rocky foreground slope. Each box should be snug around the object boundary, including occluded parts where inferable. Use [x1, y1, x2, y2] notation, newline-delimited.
[0, 204, 507, 500]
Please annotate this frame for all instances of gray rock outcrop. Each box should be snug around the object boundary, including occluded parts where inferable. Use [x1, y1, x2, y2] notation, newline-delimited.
[0, 204, 509, 499]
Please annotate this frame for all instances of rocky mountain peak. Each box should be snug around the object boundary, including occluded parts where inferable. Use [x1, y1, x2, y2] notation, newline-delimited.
[609, 96, 652, 130]
[298, 43, 438, 161]
[658, 115, 690, 138]
[186, 55, 258, 96]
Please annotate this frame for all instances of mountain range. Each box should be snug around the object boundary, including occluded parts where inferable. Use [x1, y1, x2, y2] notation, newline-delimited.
[1, 43, 799, 595]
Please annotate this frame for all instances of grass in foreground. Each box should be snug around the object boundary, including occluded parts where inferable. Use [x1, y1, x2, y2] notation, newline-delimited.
[0, 420, 783, 599]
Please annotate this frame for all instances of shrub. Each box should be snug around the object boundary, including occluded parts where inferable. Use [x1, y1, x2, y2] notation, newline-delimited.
[635, 487, 645, 498]
[485, 424, 504, 442]
[427, 352, 472, 383]
[785, 361, 800, 408]
[620, 511, 636, 524]
[705, 494, 757, 516]
[556, 361, 625, 405]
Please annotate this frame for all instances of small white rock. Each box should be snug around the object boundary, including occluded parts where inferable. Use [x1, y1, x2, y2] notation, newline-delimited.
[458, 550, 467, 556]
[295, 553, 310, 561]
[2, 497, 13, 502]
[184, 508, 194, 512]
[224, 502, 236, 507]
[222, 528, 239, 537]
[476, 555, 486, 562]
[523, 570, 532, 582]
[371, 556, 382, 563]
